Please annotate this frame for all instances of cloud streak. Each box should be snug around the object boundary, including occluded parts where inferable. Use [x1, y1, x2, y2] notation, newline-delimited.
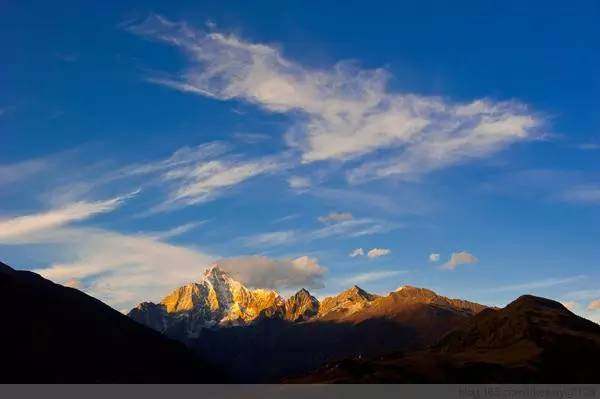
[367, 248, 391, 258]
[485, 275, 586, 293]
[318, 212, 353, 223]
[0, 191, 138, 242]
[338, 269, 408, 285]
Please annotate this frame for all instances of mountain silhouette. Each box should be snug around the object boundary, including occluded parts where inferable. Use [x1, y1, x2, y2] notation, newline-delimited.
[0, 261, 226, 383]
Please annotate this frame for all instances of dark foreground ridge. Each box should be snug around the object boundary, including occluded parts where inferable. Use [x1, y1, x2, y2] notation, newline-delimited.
[286, 294, 600, 383]
[0, 261, 226, 383]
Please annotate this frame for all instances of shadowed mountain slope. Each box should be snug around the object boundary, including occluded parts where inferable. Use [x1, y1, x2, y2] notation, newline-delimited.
[0, 261, 226, 383]
[128, 267, 486, 382]
[286, 295, 600, 383]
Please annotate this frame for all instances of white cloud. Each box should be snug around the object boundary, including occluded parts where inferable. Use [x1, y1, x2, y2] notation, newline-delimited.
[588, 299, 600, 311]
[162, 157, 281, 207]
[349, 248, 364, 257]
[130, 16, 541, 182]
[23, 227, 216, 310]
[318, 212, 353, 223]
[10, 224, 324, 310]
[441, 251, 478, 270]
[287, 176, 311, 189]
[217, 255, 326, 290]
[429, 253, 440, 262]
[367, 248, 391, 258]
[0, 191, 137, 242]
[116, 141, 230, 179]
[338, 269, 407, 285]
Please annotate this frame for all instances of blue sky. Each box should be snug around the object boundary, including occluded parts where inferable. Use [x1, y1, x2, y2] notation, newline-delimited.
[1, 1, 599, 319]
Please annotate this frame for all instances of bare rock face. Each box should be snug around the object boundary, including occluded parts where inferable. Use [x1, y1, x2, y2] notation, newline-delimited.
[284, 288, 319, 321]
[318, 285, 379, 319]
[128, 268, 492, 382]
[128, 265, 284, 337]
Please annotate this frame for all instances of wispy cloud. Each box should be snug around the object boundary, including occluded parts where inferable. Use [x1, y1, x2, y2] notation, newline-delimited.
[563, 288, 600, 301]
[349, 248, 364, 257]
[560, 185, 600, 205]
[232, 132, 271, 144]
[0, 191, 138, 242]
[318, 211, 353, 223]
[271, 214, 301, 224]
[243, 218, 398, 248]
[309, 218, 398, 240]
[287, 176, 311, 190]
[115, 141, 230, 179]
[588, 299, 600, 311]
[242, 230, 297, 247]
[441, 251, 478, 270]
[367, 248, 391, 258]
[129, 15, 541, 183]
[162, 157, 281, 207]
[142, 221, 207, 240]
[429, 253, 440, 262]
[338, 269, 408, 285]
[574, 143, 600, 151]
[485, 275, 586, 293]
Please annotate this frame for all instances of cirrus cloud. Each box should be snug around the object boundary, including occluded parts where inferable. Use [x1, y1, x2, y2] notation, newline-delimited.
[318, 212, 353, 223]
[129, 15, 542, 183]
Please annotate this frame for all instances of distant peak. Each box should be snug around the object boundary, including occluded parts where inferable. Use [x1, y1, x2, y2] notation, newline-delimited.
[341, 285, 374, 300]
[395, 285, 437, 296]
[203, 264, 229, 278]
[508, 294, 567, 312]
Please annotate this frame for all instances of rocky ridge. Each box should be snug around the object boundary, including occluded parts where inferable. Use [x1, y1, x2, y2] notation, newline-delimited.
[129, 265, 485, 338]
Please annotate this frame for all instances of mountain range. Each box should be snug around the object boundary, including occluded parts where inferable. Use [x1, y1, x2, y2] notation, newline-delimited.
[128, 264, 489, 381]
[287, 295, 600, 383]
[2, 259, 598, 383]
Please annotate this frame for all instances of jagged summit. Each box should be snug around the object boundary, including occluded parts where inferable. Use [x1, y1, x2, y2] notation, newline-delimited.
[202, 264, 229, 279]
[129, 266, 488, 338]
[128, 264, 284, 336]
[317, 285, 379, 319]
[285, 288, 319, 321]
[508, 294, 568, 311]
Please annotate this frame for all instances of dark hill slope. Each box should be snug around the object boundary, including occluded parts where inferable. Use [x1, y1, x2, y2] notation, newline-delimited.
[0, 261, 225, 383]
[286, 295, 600, 383]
